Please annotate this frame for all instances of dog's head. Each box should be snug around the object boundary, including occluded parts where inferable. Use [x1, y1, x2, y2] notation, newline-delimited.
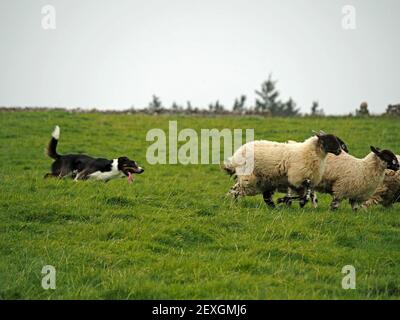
[370, 147, 399, 171]
[117, 156, 144, 176]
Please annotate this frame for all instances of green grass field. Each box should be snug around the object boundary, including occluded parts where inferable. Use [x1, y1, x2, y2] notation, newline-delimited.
[0, 111, 399, 300]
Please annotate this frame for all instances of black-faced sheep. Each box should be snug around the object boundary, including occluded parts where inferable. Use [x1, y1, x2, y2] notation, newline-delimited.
[224, 132, 343, 208]
[315, 147, 399, 210]
[277, 136, 349, 208]
[363, 155, 400, 208]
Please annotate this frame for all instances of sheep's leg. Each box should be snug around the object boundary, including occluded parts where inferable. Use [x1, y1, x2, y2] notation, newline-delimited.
[286, 187, 295, 206]
[278, 196, 293, 206]
[330, 197, 341, 211]
[227, 182, 243, 200]
[299, 192, 307, 208]
[277, 188, 294, 206]
[263, 191, 276, 209]
[349, 199, 360, 211]
[277, 181, 315, 208]
[278, 193, 315, 208]
[278, 195, 299, 201]
[298, 180, 312, 208]
[310, 191, 318, 208]
[278, 187, 308, 208]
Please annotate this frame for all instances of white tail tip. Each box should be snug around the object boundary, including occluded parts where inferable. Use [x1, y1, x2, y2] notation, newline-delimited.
[52, 125, 60, 140]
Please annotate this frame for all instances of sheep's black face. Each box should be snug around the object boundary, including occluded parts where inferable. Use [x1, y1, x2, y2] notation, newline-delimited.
[318, 134, 342, 155]
[335, 136, 349, 153]
[371, 147, 399, 171]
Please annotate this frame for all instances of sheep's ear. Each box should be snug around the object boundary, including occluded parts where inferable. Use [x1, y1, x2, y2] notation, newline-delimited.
[370, 146, 381, 155]
[337, 137, 349, 153]
[312, 130, 324, 138]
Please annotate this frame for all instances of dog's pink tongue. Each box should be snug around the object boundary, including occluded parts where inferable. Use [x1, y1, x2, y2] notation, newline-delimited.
[128, 172, 134, 184]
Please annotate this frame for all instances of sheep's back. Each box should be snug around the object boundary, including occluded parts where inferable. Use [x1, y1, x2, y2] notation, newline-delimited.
[251, 141, 290, 177]
[229, 141, 291, 190]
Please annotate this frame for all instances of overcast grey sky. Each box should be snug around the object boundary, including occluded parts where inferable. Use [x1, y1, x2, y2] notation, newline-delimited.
[0, 0, 399, 114]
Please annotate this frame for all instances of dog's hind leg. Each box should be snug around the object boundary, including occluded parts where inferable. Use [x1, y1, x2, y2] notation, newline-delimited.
[57, 168, 73, 179]
[74, 172, 84, 181]
[45, 169, 69, 179]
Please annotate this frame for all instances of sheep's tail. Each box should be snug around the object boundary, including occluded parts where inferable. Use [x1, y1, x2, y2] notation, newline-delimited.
[47, 125, 61, 160]
[222, 157, 237, 177]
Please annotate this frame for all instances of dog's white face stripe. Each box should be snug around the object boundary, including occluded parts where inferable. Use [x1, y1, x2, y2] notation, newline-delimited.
[88, 159, 124, 181]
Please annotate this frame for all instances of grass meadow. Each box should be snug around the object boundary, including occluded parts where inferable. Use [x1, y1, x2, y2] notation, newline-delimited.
[0, 110, 399, 300]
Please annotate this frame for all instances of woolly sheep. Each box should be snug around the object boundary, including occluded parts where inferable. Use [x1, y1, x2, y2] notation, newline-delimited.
[224, 132, 343, 208]
[363, 155, 400, 208]
[277, 136, 349, 208]
[315, 147, 399, 210]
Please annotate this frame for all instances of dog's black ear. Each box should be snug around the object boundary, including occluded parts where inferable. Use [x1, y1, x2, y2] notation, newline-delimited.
[370, 146, 381, 155]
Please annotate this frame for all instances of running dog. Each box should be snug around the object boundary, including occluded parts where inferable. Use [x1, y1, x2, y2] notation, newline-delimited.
[45, 126, 144, 182]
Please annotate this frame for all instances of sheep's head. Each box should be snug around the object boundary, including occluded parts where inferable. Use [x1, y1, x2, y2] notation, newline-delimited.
[315, 131, 342, 156]
[370, 147, 399, 171]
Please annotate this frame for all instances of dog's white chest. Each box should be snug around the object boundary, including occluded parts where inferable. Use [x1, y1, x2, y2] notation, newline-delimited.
[88, 170, 123, 181]
[87, 159, 124, 181]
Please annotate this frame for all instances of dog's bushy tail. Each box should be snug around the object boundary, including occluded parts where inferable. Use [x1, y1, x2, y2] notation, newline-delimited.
[47, 125, 60, 159]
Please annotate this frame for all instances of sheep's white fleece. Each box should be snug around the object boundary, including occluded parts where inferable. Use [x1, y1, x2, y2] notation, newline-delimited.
[225, 136, 327, 196]
[363, 155, 400, 207]
[316, 151, 387, 202]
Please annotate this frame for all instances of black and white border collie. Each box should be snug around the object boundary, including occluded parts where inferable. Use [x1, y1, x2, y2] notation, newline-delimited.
[45, 126, 144, 182]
